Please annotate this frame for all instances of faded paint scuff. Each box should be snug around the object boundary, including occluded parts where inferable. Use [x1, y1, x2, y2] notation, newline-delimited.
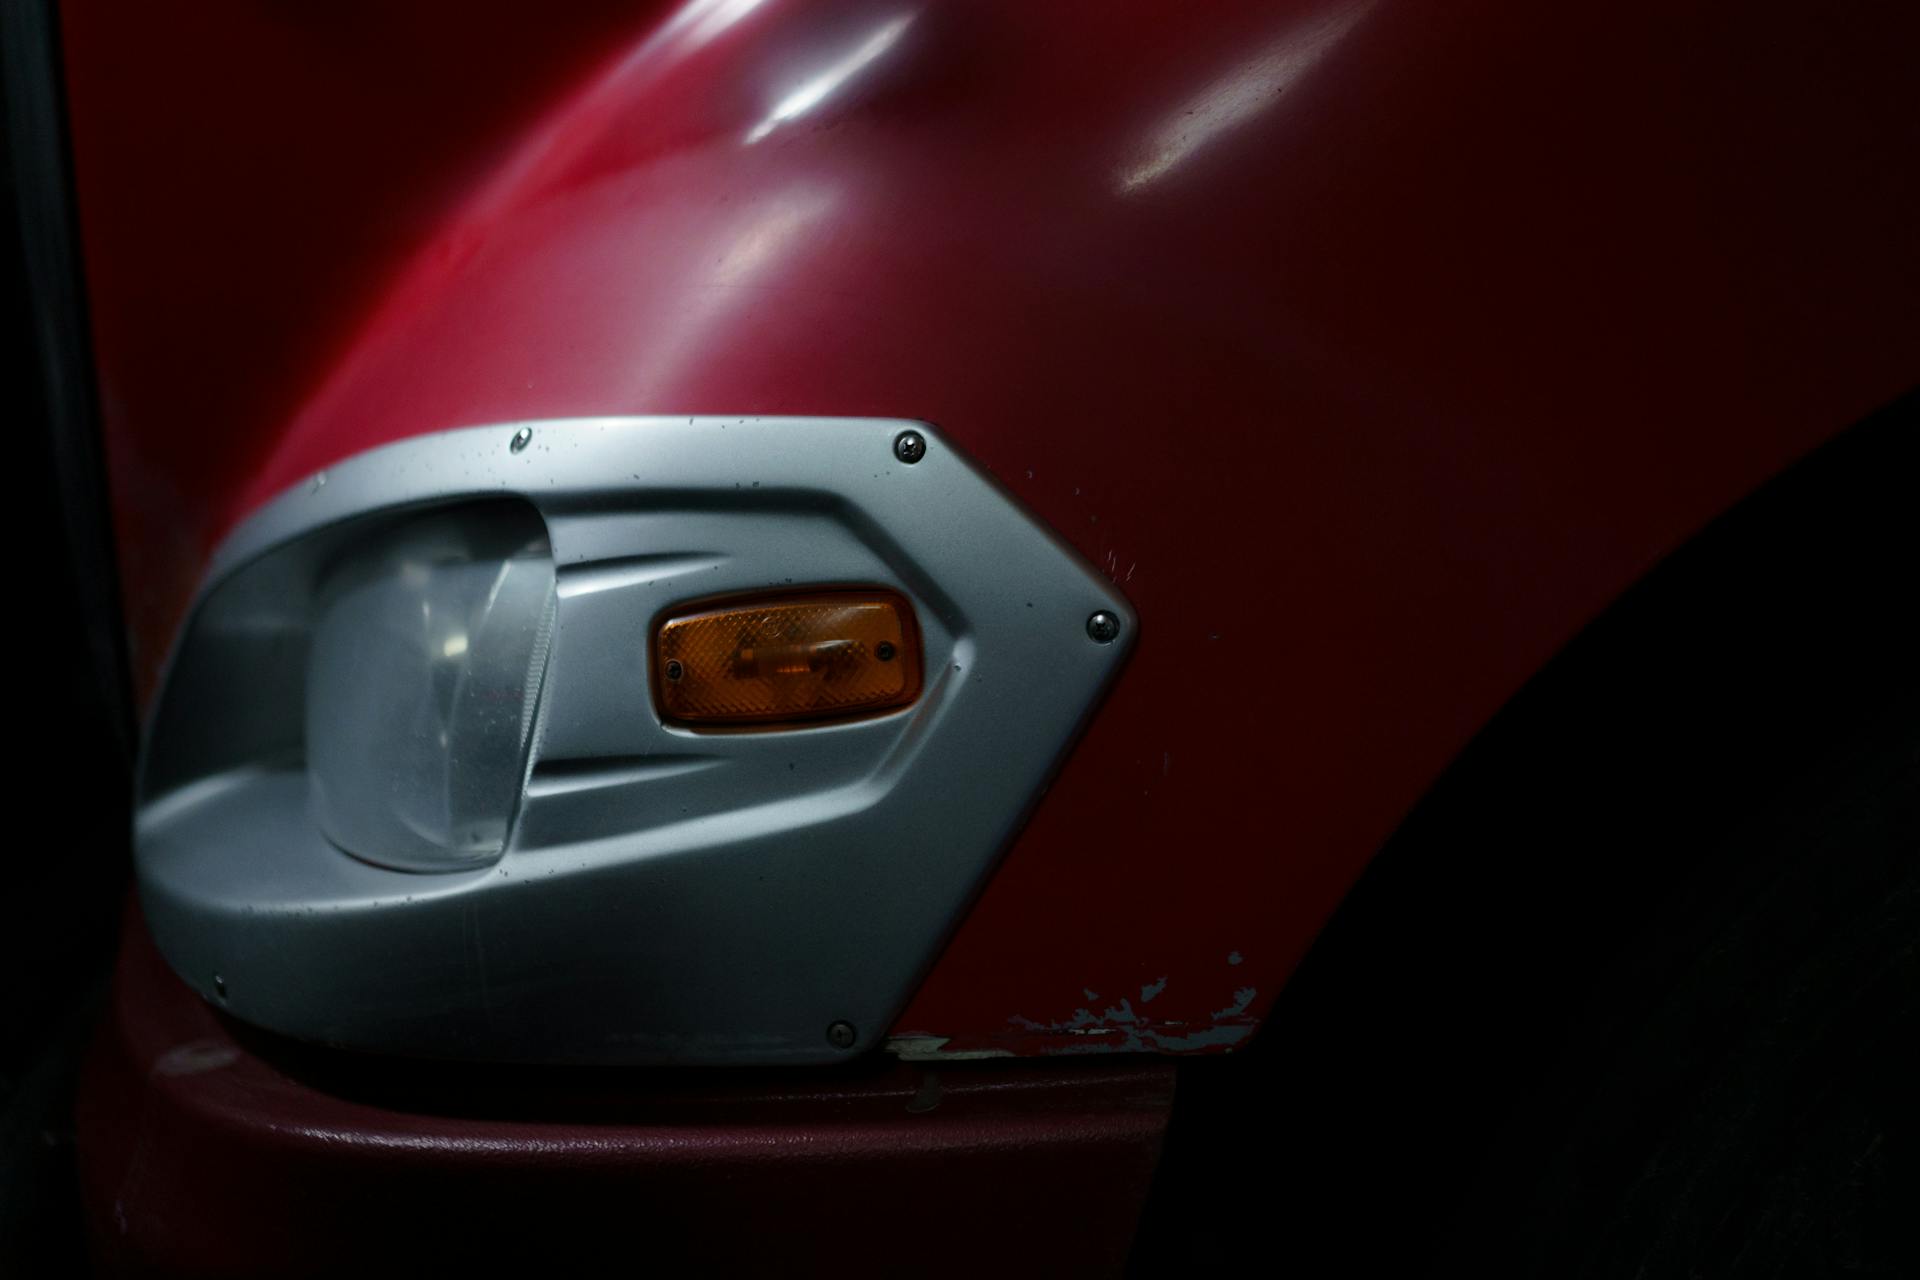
[886, 1035, 1016, 1062]
[151, 1039, 240, 1078]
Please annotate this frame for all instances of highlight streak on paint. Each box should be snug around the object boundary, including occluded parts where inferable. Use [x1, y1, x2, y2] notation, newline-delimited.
[745, 14, 914, 144]
[1116, 1, 1376, 194]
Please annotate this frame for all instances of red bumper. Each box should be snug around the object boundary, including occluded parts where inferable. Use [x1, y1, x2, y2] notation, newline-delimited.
[79, 911, 1174, 1276]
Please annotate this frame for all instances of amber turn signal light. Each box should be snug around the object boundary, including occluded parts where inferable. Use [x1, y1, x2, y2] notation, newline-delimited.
[653, 591, 922, 726]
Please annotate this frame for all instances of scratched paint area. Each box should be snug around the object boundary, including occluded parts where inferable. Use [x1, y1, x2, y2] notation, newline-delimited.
[889, 953, 1257, 1059]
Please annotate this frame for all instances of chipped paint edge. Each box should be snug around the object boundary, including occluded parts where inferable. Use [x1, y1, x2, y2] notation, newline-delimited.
[893, 969, 1260, 1059]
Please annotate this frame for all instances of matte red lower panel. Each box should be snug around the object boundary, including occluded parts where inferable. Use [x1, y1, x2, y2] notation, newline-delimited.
[78, 911, 1173, 1276]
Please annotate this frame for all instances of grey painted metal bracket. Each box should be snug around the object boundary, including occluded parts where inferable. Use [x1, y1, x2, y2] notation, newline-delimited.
[135, 417, 1134, 1064]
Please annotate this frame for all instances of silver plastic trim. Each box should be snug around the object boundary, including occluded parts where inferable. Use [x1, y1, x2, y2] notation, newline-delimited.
[135, 417, 1134, 1064]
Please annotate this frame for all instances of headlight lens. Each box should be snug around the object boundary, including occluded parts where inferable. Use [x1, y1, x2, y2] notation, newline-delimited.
[306, 509, 555, 871]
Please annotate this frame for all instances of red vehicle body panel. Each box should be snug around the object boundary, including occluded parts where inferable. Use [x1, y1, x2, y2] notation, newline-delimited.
[79, 910, 1171, 1275]
[65, 0, 1920, 1066]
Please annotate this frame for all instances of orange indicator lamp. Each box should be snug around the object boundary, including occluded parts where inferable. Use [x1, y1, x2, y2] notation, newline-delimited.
[654, 591, 922, 726]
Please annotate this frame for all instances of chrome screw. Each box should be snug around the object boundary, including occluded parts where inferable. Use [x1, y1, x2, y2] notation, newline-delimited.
[1086, 611, 1121, 644]
[893, 431, 927, 464]
[510, 427, 533, 453]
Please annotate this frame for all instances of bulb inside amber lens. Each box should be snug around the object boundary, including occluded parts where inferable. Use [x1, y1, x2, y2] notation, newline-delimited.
[654, 591, 921, 726]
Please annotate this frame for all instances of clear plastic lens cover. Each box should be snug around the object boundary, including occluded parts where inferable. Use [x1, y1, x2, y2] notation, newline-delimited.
[306, 507, 555, 871]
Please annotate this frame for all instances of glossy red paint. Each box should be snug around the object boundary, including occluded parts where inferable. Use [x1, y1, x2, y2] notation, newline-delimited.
[57, 0, 675, 695]
[66, 0, 1920, 1061]
[78, 911, 1172, 1275]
